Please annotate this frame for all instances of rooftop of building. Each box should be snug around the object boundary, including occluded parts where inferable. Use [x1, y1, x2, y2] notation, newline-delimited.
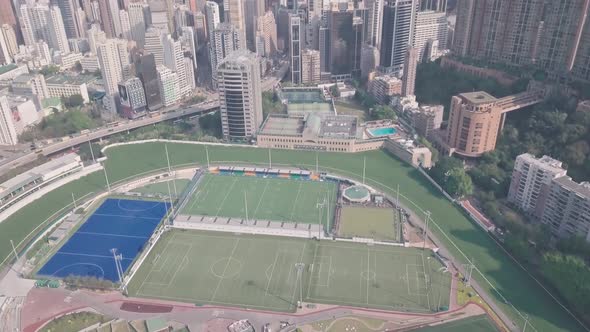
[45, 74, 95, 86]
[12, 73, 40, 84]
[459, 91, 497, 104]
[518, 153, 565, 170]
[0, 153, 80, 200]
[0, 64, 18, 75]
[553, 176, 590, 198]
[259, 113, 359, 139]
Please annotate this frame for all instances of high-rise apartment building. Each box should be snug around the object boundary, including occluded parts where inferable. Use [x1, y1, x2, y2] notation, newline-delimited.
[0, 95, 18, 145]
[128, 3, 150, 48]
[87, 24, 106, 53]
[163, 34, 191, 97]
[97, 39, 125, 96]
[301, 49, 320, 84]
[452, 0, 590, 77]
[414, 10, 447, 62]
[380, 0, 418, 72]
[255, 11, 277, 57]
[134, 53, 163, 110]
[144, 26, 165, 65]
[210, 23, 243, 86]
[119, 9, 131, 40]
[289, 14, 302, 84]
[217, 50, 262, 140]
[51, 0, 82, 39]
[48, 5, 71, 54]
[205, 1, 220, 41]
[0, 24, 18, 65]
[226, 0, 247, 43]
[320, 2, 367, 79]
[148, 0, 173, 33]
[157, 65, 180, 106]
[541, 177, 590, 241]
[98, 0, 122, 38]
[0, 0, 18, 36]
[420, 0, 446, 12]
[194, 11, 207, 45]
[507, 154, 567, 219]
[364, 0, 384, 48]
[401, 46, 418, 97]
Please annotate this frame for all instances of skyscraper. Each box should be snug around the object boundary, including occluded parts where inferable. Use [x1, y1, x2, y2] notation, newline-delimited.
[420, 0, 446, 12]
[256, 11, 277, 57]
[163, 34, 191, 97]
[226, 0, 247, 44]
[51, 0, 82, 39]
[320, 2, 366, 79]
[119, 9, 132, 40]
[0, 0, 19, 45]
[144, 26, 165, 65]
[364, 0, 384, 48]
[289, 13, 302, 84]
[134, 53, 163, 110]
[128, 2, 150, 48]
[0, 24, 18, 65]
[98, 0, 122, 38]
[205, 1, 220, 40]
[380, 0, 418, 72]
[217, 50, 262, 140]
[48, 5, 71, 54]
[401, 46, 417, 97]
[97, 39, 126, 95]
[413, 10, 447, 62]
[157, 65, 180, 106]
[0, 95, 18, 145]
[210, 23, 243, 86]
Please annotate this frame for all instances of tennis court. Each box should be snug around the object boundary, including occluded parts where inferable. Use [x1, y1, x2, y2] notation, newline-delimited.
[37, 198, 170, 281]
[127, 229, 451, 313]
[181, 174, 337, 226]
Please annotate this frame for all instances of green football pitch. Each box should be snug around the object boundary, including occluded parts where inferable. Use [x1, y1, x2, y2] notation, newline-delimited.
[180, 174, 337, 226]
[127, 229, 451, 313]
[338, 206, 402, 242]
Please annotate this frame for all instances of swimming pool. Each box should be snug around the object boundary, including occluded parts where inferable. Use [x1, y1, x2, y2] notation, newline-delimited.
[368, 127, 397, 137]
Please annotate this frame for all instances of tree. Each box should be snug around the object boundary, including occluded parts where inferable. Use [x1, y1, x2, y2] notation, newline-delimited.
[445, 168, 473, 198]
[65, 94, 85, 108]
[78, 142, 103, 162]
[262, 91, 284, 117]
[39, 65, 60, 77]
[370, 105, 396, 120]
[429, 156, 472, 197]
[330, 84, 340, 97]
[74, 61, 83, 72]
[198, 111, 222, 138]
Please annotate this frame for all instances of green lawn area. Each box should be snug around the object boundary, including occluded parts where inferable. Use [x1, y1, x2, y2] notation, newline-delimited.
[335, 100, 367, 121]
[181, 174, 336, 225]
[409, 315, 499, 332]
[39, 311, 110, 332]
[338, 206, 401, 242]
[127, 229, 449, 313]
[0, 141, 585, 332]
[132, 179, 190, 196]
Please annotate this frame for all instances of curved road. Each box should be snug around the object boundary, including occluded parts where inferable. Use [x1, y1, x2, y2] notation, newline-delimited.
[0, 62, 288, 176]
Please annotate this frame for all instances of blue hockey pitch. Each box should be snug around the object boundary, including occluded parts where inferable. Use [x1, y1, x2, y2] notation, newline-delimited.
[38, 198, 170, 282]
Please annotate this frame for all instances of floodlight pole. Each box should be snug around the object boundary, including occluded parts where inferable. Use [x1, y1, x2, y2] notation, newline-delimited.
[423, 210, 431, 250]
[10, 240, 18, 260]
[166, 178, 175, 222]
[523, 314, 529, 332]
[88, 140, 95, 163]
[268, 149, 272, 169]
[396, 184, 400, 209]
[102, 163, 111, 192]
[362, 156, 366, 184]
[315, 152, 319, 174]
[325, 193, 329, 236]
[244, 191, 249, 224]
[71, 192, 77, 209]
[295, 263, 305, 307]
[165, 145, 178, 198]
[205, 145, 210, 168]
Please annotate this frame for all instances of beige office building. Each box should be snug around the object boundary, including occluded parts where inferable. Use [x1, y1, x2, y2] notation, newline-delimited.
[301, 49, 321, 84]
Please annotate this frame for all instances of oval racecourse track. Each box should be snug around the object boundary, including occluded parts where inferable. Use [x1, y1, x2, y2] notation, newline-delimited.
[0, 140, 587, 332]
